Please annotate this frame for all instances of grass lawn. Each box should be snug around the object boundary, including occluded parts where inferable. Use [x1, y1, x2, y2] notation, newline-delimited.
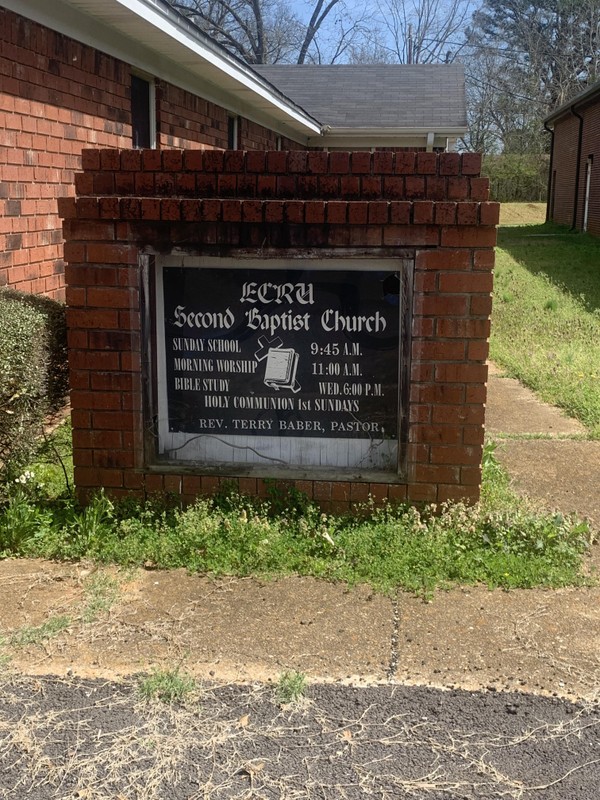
[492, 206, 600, 439]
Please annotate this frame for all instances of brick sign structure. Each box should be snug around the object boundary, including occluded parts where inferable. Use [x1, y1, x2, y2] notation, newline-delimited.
[59, 149, 497, 512]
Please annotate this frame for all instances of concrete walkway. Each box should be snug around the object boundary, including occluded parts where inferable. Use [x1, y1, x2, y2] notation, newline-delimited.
[487, 362, 600, 533]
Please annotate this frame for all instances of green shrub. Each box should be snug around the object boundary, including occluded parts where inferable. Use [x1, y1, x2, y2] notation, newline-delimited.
[483, 154, 549, 203]
[0, 290, 67, 479]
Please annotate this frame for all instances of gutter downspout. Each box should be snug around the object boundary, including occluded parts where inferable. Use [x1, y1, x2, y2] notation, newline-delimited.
[570, 104, 584, 230]
[543, 121, 554, 223]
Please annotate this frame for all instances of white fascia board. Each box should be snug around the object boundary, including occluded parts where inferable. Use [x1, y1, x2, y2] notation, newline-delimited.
[311, 128, 466, 149]
[6, 0, 321, 141]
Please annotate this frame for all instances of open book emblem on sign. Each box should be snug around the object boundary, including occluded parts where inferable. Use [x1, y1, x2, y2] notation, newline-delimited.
[255, 336, 301, 393]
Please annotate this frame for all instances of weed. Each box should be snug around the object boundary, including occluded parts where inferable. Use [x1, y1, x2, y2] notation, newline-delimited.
[277, 670, 306, 704]
[81, 571, 120, 623]
[138, 668, 196, 704]
[10, 615, 71, 647]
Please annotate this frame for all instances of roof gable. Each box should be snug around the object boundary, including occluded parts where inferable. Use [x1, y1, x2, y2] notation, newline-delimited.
[254, 63, 467, 131]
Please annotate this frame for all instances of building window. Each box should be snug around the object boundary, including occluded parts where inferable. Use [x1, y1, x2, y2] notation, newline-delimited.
[227, 115, 239, 149]
[131, 73, 156, 148]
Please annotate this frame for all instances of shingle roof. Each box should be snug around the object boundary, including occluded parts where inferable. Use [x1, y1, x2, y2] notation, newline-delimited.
[254, 63, 467, 130]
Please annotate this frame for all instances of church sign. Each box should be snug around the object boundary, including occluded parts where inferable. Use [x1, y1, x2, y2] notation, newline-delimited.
[154, 258, 404, 473]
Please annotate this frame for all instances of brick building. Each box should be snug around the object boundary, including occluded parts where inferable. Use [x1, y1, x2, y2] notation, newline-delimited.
[545, 79, 600, 237]
[1, 0, 467, 300]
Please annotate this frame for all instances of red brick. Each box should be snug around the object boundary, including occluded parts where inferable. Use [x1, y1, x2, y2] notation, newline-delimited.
[408, 483, 437, 502]
[331, 482, 351, 501]
[413, 201, 433, 224]
[373, 152, 394, 173]
[434, 202, 457, 225]
[470, 295, 493, 316]
[348, 202, 368, 224]
[224, 149, 244, 172]
[411, 424, 462, 445]
[340, 176, 360, 198]
[440, 153, 460, 175]
[460, 153, 482, 175]
[266, 152, 288, 173]
[390, 201, 411, 224]
[383, 177, 405, 199]
[368, 201, 388, 224]
[438, 485, 479, 503]
[140, 197, 161, 220]
[246, 150, 266, 172]
[437, 318, 491, 339]
[307, 151, 328, 174]
[288, 151, 307, 173]
[388, 485, 407, 503]
[435, 363, 488, 383]
[313, 481, 332, 501]
[414, 271, 437, 293]
[361, 176, 382, 198]
[351, 152, 371, 174]
[81, 149, 100, 170]
[457, 203, 479, 225]
[183, 150, 204, 170]
[285, 201, 304, 223]
[141, 149, 162, 171]
[329, 152, 350, 173]
[384, 225, 439, 246]
[414, 295, 469, 316]
[202, 199, 221, 221]
[447, 177, 469, 200]
[440, 227, 497, 248]
[405, 176, 425, 198]
[438, 273, 494, 293]
[265, 201, 284, 222]
[461, 466, 483, 485]
[350, 482, 370, 502]
[468, 340, 489, 361]
[395, 152, 416, 174]
[73, 172, 94, 195]
[480, 202, 500, 226]
[305, 201, 325, 223]
[470, 178, 490, 201]
[222, 200, 241, 222]
[432, 404, 485, 425]
[430, 445, 482, 465]
[242, 200, 263, 222]
[203, 150, 224, 171]
[415, 464, 460, 484]
[181, 199, 202, 221]
[326, 201, 347, 223]
[412, 340, 466, 360]
[416, 152, 437, 174]
[426, 176, 447, 200]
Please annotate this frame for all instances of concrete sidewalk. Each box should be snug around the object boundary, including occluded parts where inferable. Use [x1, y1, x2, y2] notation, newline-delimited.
[487, 362, 600, 534]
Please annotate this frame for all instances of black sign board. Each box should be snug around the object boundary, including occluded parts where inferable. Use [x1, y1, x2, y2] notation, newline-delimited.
[160, 266, 400, 443]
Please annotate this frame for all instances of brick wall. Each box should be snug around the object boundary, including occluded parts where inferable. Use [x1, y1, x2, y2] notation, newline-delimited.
[60, 149, 497, 511]
[579, 101, 600, 236]
[0, 8, 306, 299]
[550, 100, 600, 236]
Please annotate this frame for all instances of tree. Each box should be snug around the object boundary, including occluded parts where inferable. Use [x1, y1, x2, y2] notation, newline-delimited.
[372, 0, 477, 64]
[168, 0, 369, 64]
[465, 0, 600, 152]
